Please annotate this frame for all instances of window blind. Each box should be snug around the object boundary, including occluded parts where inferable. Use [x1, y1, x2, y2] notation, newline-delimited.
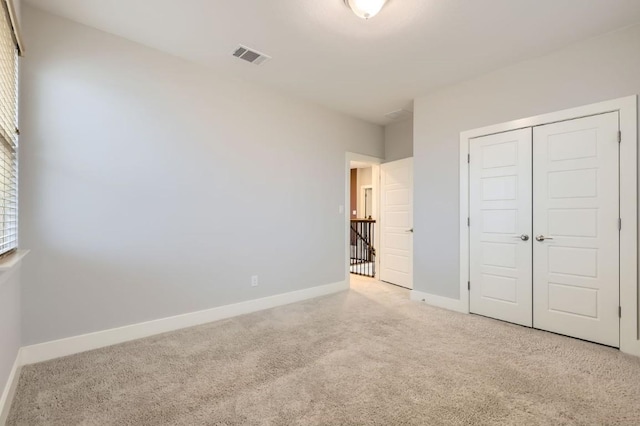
[0, 1, 18, 256]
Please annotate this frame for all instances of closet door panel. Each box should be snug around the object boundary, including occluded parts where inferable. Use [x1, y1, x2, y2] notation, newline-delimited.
[469, 128, 532, 326]
[532, 112, 620, 347]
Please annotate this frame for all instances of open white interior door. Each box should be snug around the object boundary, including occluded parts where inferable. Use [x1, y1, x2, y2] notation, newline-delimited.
[380, 158, 413, 289]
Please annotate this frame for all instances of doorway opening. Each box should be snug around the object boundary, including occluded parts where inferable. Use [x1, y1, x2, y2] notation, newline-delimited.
[345, 153, 415, 290]
[349, 161, 377, 278]
[345, 153, 382, 285]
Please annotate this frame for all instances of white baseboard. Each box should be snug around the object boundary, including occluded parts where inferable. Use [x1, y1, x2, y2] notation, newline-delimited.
[0, 351, 21, 426]
[21, 280, 348, 366]
[410, 290, 469, 314]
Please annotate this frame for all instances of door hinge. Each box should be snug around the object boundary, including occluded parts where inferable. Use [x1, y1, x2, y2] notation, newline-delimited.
[468, 281, 471, 291]
[467, 154, 470, 164]
[618, 131, 622, 143]
[618, 218, 622, 231]
[467, 217, 470, 227]
[619, 306, 622, 318]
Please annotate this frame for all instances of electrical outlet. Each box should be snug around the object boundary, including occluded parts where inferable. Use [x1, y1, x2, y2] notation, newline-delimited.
[251, 275, 259, 287]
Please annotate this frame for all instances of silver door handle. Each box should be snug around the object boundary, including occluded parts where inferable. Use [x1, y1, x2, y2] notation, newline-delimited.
[515, 234, 529, 241]
[535, 235, 553, 242]
[406, 228, 414, 233]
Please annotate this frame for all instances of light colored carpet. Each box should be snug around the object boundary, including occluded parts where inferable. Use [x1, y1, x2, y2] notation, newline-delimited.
[8, 277, 640, 425]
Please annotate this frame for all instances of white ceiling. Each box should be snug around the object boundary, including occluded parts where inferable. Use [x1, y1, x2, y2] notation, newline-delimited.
[24, 0, 640, 125]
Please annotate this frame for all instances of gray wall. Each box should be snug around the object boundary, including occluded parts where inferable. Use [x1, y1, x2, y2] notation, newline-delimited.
[0, 269, 21, 405]
[384, 118, 413, 162]
[1, 0, 22, 409]
[413, 24, 640, 299]
[19, 7, 383, 345]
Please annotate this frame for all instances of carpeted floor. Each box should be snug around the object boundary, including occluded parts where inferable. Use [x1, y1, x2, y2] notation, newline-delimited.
[8, 277, 640, 425]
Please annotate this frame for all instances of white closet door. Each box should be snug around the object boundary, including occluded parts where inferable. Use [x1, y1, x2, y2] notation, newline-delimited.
[380, 158, 413, 289]
[470, 128, 532, 326]
[533, 112, 619, 347]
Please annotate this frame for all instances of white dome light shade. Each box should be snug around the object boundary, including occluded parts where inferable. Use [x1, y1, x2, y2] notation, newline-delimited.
[344, 0, 388, 19]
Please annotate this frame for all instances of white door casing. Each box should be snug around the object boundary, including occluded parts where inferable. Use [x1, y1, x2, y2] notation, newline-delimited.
[380, 158, 413, 289]
[469, 128, 533, 326]
[533, 112, 620, 347]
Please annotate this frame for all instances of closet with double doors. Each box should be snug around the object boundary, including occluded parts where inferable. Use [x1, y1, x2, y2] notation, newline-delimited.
[469, 111, 620, 347]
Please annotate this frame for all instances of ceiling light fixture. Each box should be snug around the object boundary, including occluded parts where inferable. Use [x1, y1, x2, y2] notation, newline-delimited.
[343, 0, 388, 20]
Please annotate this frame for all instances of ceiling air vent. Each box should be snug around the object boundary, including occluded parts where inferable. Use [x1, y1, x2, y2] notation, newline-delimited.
[232, 45, 271, 66]
[384, 109, 413, 121]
